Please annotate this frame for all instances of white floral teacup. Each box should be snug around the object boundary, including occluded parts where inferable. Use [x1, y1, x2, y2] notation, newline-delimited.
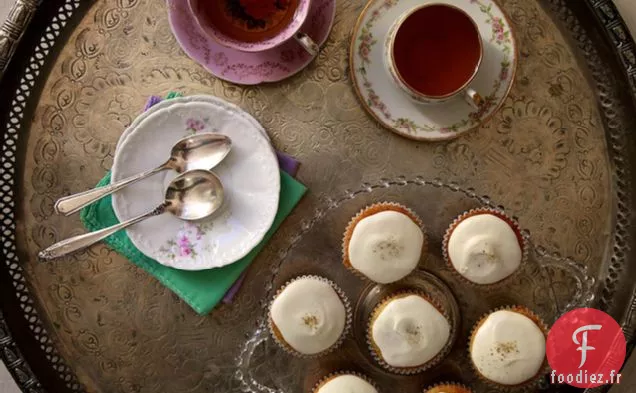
[385, 3, 485, 108]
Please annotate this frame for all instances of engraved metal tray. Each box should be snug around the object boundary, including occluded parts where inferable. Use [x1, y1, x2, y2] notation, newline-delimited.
[1, 0, 636, 392]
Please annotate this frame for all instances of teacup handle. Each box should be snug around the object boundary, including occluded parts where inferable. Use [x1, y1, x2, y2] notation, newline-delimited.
[294, 32, 319, 56]
[465, 88, 484, 110]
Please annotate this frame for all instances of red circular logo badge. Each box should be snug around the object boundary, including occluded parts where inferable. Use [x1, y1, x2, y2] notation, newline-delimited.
[547, 308, 626, 388]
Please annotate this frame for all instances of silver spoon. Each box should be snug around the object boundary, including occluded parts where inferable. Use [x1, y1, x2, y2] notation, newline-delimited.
[54, 133, 231, 216]
[39, 169, 224, 260]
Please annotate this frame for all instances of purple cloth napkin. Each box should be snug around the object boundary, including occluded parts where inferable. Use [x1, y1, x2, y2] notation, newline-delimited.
[143, 95, 300, 303]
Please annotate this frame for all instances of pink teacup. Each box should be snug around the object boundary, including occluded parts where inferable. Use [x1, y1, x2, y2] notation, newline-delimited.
[188, 0, 319, 55]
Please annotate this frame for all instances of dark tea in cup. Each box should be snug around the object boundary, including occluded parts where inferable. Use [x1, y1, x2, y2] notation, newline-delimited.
[389, 4, 482, 99]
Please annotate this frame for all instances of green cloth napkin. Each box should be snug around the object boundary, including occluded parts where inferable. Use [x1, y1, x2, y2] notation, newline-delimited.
[80, 133, 306, 315]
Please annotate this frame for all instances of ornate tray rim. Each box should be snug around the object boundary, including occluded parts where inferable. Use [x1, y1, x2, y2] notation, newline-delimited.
[0, 0, 635, 392]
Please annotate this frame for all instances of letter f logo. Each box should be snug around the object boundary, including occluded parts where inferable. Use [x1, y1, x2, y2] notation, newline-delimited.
[573, 325, 602, 368]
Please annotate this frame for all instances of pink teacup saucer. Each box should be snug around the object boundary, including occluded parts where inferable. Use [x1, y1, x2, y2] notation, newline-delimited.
[167, 0, 336, 85]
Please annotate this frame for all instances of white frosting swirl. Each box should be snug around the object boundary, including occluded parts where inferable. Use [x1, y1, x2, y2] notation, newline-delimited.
[447, 213, 521, 284]
[316, 375, 378, 393]
[270, 277, 346, 355]
[470, 310, 546, 385]
[371, 295, 450, 368]
[348, 210, 424, 283]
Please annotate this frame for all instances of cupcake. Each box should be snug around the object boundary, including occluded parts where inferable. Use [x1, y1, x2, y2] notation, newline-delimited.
[343, 202, 426, 284]
[313, 372, 378, 393]
[368, 292, 451, 373]
[469, 307, 548, 387]
[423, 383, 473, 393]
[269, 275, 351, 357]
[443, 208, 526, 285]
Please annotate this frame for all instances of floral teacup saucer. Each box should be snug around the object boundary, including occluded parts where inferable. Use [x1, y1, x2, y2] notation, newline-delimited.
[167, 0, 336, 85]
[350, 0, 517, 141]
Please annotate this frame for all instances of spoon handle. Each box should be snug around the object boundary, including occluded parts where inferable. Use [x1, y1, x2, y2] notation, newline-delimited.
[38, 205, 166, 260]
[54, 164, 168, 216]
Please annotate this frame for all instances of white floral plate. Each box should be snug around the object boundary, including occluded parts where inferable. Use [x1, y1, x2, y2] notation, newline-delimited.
[111, 100, 280, 270]
[350, 0, 517, 141]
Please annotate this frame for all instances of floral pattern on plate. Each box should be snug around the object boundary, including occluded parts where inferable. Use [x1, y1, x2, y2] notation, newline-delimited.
[351, 0, 517, 140]
[185, 117, 210, 134]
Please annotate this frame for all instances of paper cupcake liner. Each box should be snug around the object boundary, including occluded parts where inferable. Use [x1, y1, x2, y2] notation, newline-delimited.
[442, 207, 528, 289]
[366, 291, 454, 375]
[468, 305, 550, 391]
[342, 202, 428, 282]
[312, 371, 379, 393]
[267, 275, 352, 359]
[422, 381, 473, 393]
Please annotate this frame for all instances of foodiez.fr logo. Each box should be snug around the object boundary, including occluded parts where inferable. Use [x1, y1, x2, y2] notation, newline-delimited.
[546, 308, 626, 388]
